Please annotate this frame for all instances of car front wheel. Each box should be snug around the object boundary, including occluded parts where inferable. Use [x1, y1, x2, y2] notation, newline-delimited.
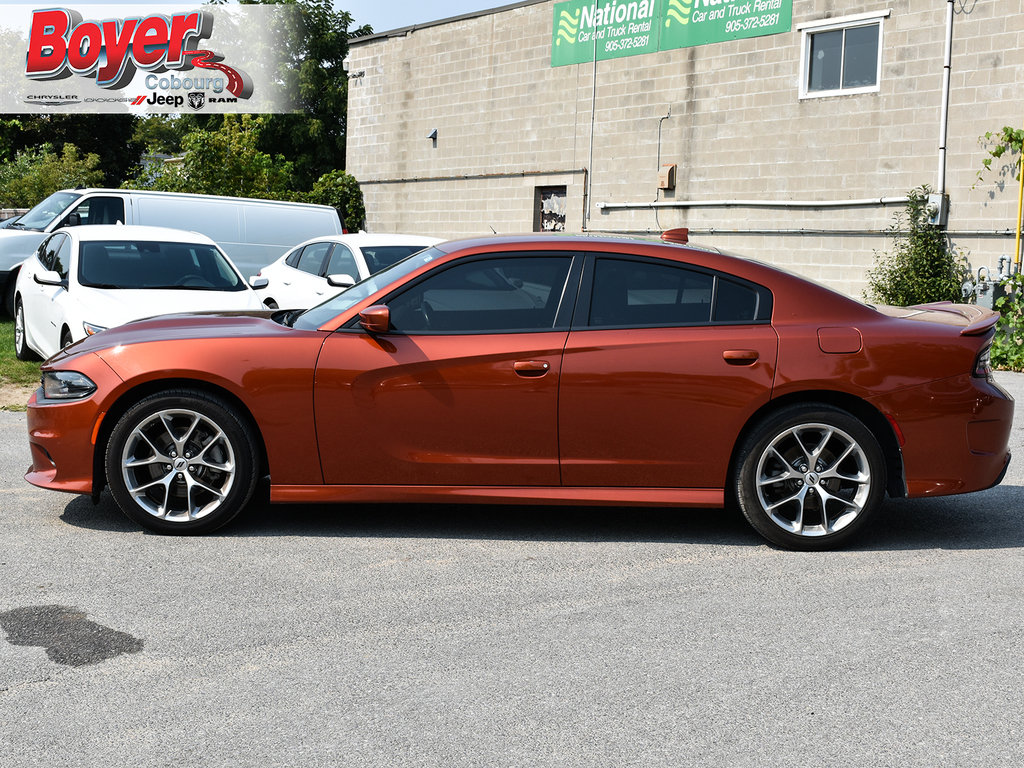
[734, 404, 885, 550]
[105, 390, 259, 534]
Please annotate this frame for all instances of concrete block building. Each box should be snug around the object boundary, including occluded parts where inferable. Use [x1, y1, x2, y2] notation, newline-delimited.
[345, 0, 1023, 297]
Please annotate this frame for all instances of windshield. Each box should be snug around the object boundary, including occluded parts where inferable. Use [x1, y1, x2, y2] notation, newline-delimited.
[78, 240, 247, 291]
[293, 247, 444, 330]
[15, 191, 82, 231]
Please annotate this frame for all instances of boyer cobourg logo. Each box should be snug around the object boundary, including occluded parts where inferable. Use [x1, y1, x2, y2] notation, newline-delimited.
[24, 7, 253, 101]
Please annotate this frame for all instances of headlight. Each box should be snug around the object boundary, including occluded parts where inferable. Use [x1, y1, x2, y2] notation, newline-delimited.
[41, 371, 97, 400]
[83, 322, 107, 336]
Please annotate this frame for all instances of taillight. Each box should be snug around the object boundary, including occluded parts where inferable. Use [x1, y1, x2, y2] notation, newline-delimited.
[973, 345, 993, 381]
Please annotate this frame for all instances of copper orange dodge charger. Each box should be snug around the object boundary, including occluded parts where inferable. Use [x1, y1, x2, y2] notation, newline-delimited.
[25, 235, 1013, 549]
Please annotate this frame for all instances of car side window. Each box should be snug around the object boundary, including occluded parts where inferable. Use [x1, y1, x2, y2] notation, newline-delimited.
[325, 244, 358, 278]
[284, 247, 301, 268]
[57, 196, 125, 228]
[588, 257, 771, 327]
[295, 242, 332, 276]
[386, 256, 572, 334]
[52, 235, 71, 279]
[37, 234, 65, 273]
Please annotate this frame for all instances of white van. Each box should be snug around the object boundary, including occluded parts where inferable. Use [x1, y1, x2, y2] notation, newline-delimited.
[0, 188, 344, 314]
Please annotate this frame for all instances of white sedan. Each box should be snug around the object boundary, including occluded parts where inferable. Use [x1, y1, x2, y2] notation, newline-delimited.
[14, 225, 265, 360]
[251, 233, 442, 310]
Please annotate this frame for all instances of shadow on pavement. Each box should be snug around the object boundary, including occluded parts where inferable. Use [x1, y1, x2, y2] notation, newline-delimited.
[58, 483, 1024, 552]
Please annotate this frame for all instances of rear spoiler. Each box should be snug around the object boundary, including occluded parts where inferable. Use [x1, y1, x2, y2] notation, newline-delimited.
[909, 301, 1000, 336]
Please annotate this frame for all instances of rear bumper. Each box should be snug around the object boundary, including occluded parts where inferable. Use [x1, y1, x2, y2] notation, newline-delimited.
[871, 374, 1014, 497]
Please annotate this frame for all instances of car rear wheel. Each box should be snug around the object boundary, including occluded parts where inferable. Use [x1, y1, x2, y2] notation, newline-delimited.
[14, 300, 40, 361]
[105, 390, 258, 534]
[734, 404, 885, 550]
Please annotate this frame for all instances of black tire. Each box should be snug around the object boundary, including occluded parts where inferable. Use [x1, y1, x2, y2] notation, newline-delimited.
[734, 404, 885, 550]
[60, 329, 73, 349]
[4, 277, 16, 318]
[14, 300, 40, 361]
[105, 389, 259, 535]
[263, 298, 279, 310]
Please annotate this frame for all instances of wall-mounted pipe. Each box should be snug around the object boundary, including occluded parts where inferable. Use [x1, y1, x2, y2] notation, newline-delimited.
[937, 0, 954, 197]
[597, 197, 909, 210]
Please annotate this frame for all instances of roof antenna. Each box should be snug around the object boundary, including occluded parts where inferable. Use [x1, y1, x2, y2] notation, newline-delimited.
[489, 225, 497, 234]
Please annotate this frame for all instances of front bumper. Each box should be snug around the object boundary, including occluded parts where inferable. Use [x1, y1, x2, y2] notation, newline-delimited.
[25, 358, 123, 495]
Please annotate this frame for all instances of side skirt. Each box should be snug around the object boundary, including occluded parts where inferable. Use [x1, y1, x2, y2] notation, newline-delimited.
[270, 485, 724, 508]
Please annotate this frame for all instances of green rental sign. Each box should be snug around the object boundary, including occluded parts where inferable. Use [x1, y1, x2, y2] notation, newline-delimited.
[552, 0, 792, 66]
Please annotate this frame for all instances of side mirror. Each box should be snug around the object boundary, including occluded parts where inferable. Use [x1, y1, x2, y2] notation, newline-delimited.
[249, 276, 269, 289]
[65, 212, 81, 227]
[327, 273, 356, 288]
[34, 269, 64, 287]
[359, 304, 390, 334]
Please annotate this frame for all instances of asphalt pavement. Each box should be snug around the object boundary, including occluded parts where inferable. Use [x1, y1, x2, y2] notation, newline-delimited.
[1, 373, 1023, 767]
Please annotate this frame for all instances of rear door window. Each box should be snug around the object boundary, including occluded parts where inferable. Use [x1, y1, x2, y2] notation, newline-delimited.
[585, 256, 771, 327]
[295, 242, 333, 276]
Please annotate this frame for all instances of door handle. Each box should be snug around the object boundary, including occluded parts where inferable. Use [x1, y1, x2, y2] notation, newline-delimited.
[723, 349, 759, 365]
[513, 360, 551, 377]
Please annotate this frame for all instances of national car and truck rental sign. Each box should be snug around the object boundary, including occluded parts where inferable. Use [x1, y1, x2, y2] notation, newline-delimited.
[552, 0, 792, 66]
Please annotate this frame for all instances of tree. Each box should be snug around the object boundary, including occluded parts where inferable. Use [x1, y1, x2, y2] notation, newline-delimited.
[307, 169, 365, 230]
[137, 115, 297, 200]
[0, 143, 104, 207]
[240, 0, 372, 188]
[7, 115, 143, 188]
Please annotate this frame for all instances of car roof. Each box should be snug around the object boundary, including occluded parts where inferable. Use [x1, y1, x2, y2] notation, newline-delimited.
[431, 232, 723, 255]
[60, 225, 219, 245]
[292, 233, 444, 249]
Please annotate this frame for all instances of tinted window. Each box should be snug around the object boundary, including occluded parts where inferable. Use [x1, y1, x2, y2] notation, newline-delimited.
[361, 245, 430, 274]
[59, 196, 125, 227]
[714, 278, 761, 322]
[78, 241, 246, 291]
[387, 256, 572, 333]
[292, 247, 445, 331]
[284, 248, 301, 268]
[590, 258, 713, 327]
[588, 257, 770, 327]
[295, 242, 332, 276]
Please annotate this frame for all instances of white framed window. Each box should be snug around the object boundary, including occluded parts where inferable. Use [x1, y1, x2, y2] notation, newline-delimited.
[798, 10, 890, 99]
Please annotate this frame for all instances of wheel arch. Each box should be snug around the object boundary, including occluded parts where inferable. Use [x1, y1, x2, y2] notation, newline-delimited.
[4, 267, 19, 317]
[728, 389, 906, 501]
[92, 378, 271, 499]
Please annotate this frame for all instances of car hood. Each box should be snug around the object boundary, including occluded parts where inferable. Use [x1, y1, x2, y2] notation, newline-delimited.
[77, 287, 264, 330]
[52, 310, 298, 361]
[0, 229, 45, 267]
[874, 301, 999, 336]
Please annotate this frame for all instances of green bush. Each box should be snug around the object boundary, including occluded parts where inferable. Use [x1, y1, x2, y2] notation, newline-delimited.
[306, 169, 365, 231]
[0, 143, 104, 207]
[991, 271, 1024, 371]
[865, 186, 969, 307]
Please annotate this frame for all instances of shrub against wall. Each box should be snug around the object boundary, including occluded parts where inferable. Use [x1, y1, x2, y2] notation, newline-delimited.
[865, 186, 969, 307]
